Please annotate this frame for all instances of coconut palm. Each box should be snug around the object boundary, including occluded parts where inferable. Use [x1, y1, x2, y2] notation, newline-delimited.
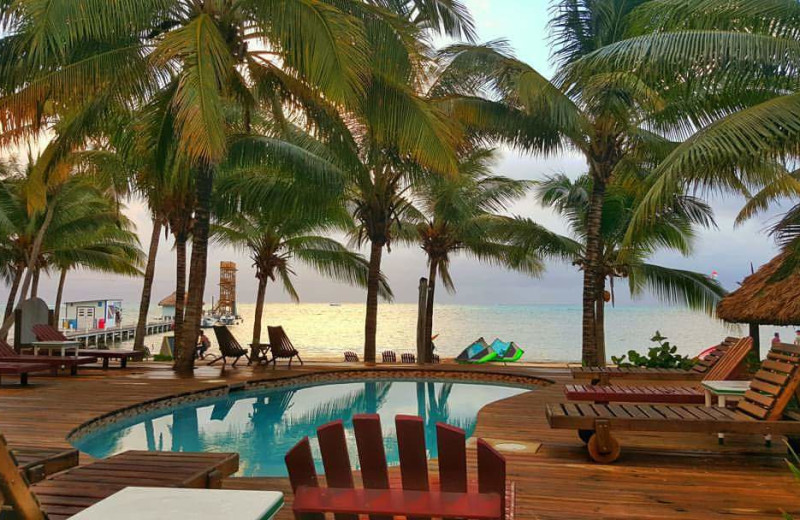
[408, 148, 542, 360]
[511, 172, 726, 362]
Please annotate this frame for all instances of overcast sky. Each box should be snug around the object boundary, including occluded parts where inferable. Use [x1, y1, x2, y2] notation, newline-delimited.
[10, 1, 789, 309]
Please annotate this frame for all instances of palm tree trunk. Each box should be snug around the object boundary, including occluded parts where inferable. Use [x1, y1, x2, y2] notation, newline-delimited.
[134, 219, 162, 351]
[0, 202, 57, 337]
[363, 240, 384, 363]
[251, 275, 267, 358]
[595, 273, 606, 365]
[1, 264, 24, 340]
[30, 267, 40, 298]
[174, 233, 187, 348]
[175, 164, 213, 373]
[581, 177, 606, 366]
[53, 267, 68, 325]
[423, 259, 438, 363]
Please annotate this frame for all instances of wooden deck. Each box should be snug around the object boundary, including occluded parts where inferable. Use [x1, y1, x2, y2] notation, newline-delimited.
[1, 361, 799, 518]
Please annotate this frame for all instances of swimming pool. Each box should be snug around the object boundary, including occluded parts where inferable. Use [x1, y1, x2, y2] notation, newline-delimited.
[72, 378, 530, 477]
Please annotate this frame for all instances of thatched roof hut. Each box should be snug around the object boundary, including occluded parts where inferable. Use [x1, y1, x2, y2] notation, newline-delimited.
[717, 251, 800, 326]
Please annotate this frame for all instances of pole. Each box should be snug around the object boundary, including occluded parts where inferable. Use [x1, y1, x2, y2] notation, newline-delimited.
[416, 278, 428, 364]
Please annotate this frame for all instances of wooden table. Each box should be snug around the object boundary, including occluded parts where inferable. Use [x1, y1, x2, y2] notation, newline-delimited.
[70, 487, 284, 520]
[701, 380, 750, 443]
[31, 340, 80, 358]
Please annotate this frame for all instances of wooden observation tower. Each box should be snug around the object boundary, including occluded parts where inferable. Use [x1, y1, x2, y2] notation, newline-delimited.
[215, 261, 237, 316]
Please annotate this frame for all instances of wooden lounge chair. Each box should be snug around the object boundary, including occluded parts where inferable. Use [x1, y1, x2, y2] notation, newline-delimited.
[0, 339, 97, 376]
[565, 337, 754, 405]
[0, 433, 239, 520]
[570, 336, 746, 385]
[209, 325, 250, 367]
[31, 324, 144, 369]
[547, 342, 800, 463]
[382, 350, 397, 363]
[343, 351, 359, 362]
[266, 326, 303, 368]
[11, 446, 79, 484]
[286, 414, 515, 519]
[0, 362, 51, 386]
[401, 352, 416, 364]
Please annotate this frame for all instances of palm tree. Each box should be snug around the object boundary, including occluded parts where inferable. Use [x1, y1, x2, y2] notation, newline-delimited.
[212, 184, 390, 357]
[409, 148, 543, 360]
[511, 173, 726, 362]
[431, 0, 713, 364]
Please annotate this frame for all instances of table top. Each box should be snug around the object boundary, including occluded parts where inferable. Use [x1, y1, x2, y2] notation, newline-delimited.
[70, 487, 284, 520]
[701, 380, 750, 395]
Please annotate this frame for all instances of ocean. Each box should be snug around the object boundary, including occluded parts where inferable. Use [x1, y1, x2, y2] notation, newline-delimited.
[128, 303, 795, 363]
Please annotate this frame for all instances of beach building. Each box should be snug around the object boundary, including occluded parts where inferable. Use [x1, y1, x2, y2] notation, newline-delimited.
[63, 299, 123, 330]
[158, 292, 187, 321]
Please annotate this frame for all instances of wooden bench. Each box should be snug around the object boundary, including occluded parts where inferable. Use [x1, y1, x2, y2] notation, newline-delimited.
[548, 342, 800, 463]
[286, 414, 514, 519]
[0, 362, 51, 386]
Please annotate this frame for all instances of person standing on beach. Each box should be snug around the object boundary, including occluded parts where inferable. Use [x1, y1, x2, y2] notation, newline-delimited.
[795, 330, 800, 346]
[773, 332, 781, 346]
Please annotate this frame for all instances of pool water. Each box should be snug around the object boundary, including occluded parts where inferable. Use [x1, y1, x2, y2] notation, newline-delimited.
[72, 379, 528, 477]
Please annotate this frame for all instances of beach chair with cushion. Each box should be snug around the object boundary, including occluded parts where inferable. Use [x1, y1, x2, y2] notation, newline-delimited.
[401, 353, 416, 364]
[0, 434, 239, 520]
[565, 337, 754, 405]
[547, 342, 800, 463]
[0, 339, 97, 376]
[382, 350, 397, 363]
[286, 414, 515, 519]
[209, 325, 250, 367]
[266, 326, 303, 368]
[343, 351, 359, 362]
[570, 336, 745, 385]
[31, 324, 144, 369]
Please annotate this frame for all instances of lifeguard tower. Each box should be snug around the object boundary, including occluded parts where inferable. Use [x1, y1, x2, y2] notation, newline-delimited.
[214, 261, 237, 316]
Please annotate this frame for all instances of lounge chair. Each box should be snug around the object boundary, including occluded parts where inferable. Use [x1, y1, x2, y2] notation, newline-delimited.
[565, 337, 754, 405]
[0, 434, 239, 520]
[382, 350, 397, 363]
[286, 414, 515, 519]
[31, 324, 144, 369]
[343, 351, 359, 362]
[0, 339, 97, 376]
[570, 336, 745, 384]
[208, 325, 250, 367]
[11, 446, 79, 484]
[401, 352, 416, 363]
[0, 362, 51, 386]
[266, 326, 303, 368]
[547, 342, 800, 463]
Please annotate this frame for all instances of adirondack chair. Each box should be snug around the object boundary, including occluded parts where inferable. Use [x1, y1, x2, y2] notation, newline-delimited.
[570, 336, 744, 385]
[0, 339, 97, 376]
[401, 353, 416, 364]
[343, 351, 359, 362]
[10, 446, 79, 484]
[266, 326, 303, 368]
[209, 325, 250, 367]
[31, 324, 144, 369]
[0, 433, 239, 520]
[547, 342, 800, 463]
[382, 351, 397, 363]
[565, 337, 754, 405]
[285, 414, 514, 519]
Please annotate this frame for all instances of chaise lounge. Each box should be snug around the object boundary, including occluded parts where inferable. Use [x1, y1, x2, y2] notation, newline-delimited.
[0, 339, 97, 376]
[31, 324, 144, 369]
[266, 326, 303, 368]
[209, 325, 250, 367]
[565, 337, 754, 405]
[547, 342, 800, 463]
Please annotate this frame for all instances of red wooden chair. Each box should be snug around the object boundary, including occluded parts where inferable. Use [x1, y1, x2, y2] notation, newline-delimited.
[285, 414, 514, 519]
[400, 353, 416, 364]
[381, 351, 397, 363]
[343, 351, 359, 362]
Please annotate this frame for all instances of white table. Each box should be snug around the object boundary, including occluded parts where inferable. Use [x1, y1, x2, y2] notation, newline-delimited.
[70, 487, 284, 520]
[31, 340, 80, 358]
[701, 380, 751, 443]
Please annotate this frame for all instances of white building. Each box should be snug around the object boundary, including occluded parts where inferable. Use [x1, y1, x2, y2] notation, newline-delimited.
[64, 299, 123, 330]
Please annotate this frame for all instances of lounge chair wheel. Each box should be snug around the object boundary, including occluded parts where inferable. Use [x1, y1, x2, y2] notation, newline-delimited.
[587, 433, 620, 463]
[578, 429, 595, 444]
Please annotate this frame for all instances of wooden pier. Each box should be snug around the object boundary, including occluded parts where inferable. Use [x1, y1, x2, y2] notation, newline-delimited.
[62, 322, 172, 346]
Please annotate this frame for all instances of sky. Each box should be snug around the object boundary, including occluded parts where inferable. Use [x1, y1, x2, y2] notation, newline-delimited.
[7, 1, 790, 310]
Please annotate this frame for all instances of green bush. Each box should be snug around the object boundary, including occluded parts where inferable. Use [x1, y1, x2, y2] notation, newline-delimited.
[611, 331, 696, 370]
[152, 354, 173, 362]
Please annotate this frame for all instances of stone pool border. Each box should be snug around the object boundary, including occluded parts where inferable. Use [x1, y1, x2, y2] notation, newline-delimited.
[66, 367, 552, 443]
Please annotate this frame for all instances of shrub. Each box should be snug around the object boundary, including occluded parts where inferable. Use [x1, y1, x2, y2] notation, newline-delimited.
[152, 354, 173, 362]
[611, 331, 696, 370]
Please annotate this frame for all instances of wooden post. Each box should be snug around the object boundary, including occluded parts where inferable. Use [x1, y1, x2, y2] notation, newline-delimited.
[416, 278, 427, 364]
[749, 323, 760, 360]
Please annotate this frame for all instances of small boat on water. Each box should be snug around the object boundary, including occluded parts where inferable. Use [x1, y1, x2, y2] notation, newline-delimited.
[200, 316, 216, 328]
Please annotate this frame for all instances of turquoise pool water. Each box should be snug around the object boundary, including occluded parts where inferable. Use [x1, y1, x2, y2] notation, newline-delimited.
[72, 379, 529, 477]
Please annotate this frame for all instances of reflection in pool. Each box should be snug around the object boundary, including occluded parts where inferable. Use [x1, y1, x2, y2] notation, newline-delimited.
[73, 379, 528, 477]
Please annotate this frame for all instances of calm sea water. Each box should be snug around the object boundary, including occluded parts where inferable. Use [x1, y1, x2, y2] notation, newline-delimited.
[72, 379, 528, 477]
[127, 303, 795, 362]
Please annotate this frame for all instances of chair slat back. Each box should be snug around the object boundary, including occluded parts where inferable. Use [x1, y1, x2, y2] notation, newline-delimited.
[212, 326, 245, 356]
[31, 324, 66, 342]
[0, 339, 18, 358]
[401, 353, 416, 364]
[343, 352, 359, 362]
[352, 414, 392, 520]
[267, 326, 295, 356]
[396, 415, 430, 520]
[284, 438, 325, 520]
[736, 342, 800, 421]
[381, 351, 396, 363]
[691, 336, 738, 373]
[702, 337, 753, 381]
[436, 423, 467, 493]
[0, 434, 45, 520]
[316, 421, 357, 520]
[478, 439, 507, 520]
